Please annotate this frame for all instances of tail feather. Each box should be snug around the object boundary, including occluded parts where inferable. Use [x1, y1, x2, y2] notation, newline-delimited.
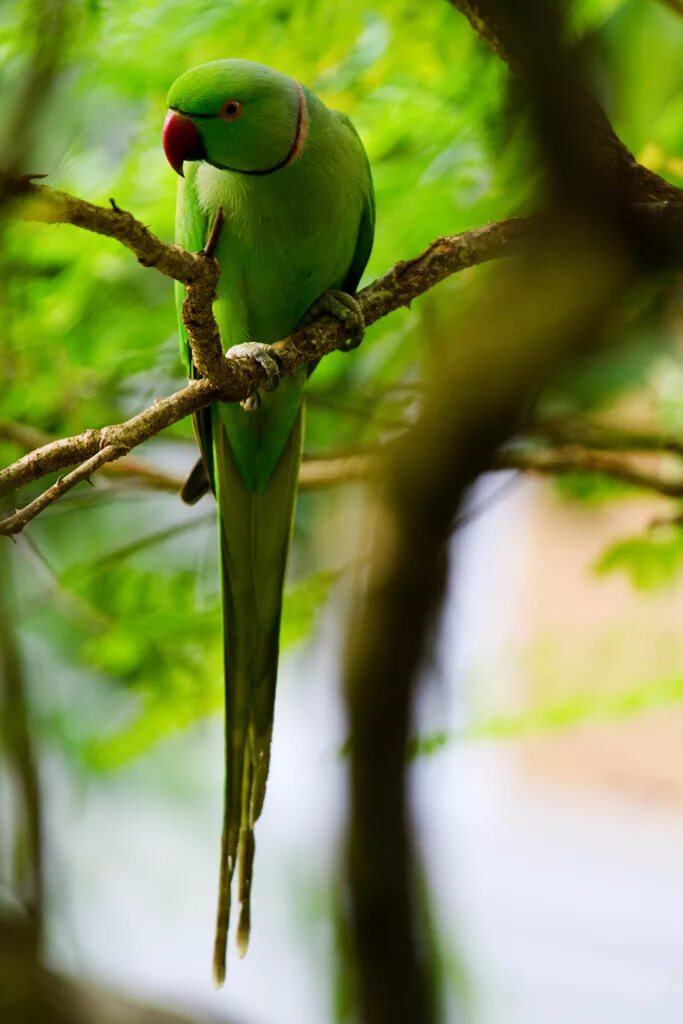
[211, 405, 303, 984]
[212, 820, 231, 986]
[236, 821, 255, 957]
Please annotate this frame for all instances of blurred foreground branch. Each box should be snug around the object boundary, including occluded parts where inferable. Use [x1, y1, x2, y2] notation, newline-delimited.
[0, 547, 43, 950]
[344, 215, 632, 1024]
[0, 918, 226, 1024]
[343, 3, 683, 1023]
[447, 0, 683, 210]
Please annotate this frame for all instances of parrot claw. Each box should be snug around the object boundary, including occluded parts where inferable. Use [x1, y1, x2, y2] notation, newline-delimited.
[226, 342, 281, 411]
[303, 288, 365, 351]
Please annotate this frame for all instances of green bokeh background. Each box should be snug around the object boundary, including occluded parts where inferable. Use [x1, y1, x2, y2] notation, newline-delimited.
[2, 0, 683, 1017]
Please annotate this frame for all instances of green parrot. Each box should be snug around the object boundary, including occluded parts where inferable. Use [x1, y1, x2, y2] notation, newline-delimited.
[162, 59, 374, 984]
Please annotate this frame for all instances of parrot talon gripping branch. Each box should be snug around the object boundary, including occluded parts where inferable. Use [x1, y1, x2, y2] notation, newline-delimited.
[304, 287, 366, 351]
[226, 342, 282, 392]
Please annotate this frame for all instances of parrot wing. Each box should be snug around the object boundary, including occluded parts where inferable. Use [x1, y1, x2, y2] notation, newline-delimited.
[175, 168, 215, 490]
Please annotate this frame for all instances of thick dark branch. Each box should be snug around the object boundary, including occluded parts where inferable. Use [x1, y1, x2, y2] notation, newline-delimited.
[657, 0, 683, 16]
[344, 215, 633, 1023]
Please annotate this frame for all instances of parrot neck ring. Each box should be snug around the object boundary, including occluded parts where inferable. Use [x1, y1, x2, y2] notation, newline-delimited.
[164, 82, 309, 178]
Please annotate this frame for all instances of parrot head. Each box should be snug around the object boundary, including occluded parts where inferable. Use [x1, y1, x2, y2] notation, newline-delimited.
[163, 59, 307, 177]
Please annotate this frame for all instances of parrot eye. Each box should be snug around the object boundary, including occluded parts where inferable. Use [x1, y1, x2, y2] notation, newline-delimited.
[220, 99, 243, 121]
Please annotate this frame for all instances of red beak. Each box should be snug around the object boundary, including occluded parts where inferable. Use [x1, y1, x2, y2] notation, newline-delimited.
[162, 110, 205, 177]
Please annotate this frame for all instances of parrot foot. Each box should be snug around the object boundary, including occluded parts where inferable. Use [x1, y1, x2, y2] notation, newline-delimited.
[226, 342, 281, 412]
[304, 289, 365, 351]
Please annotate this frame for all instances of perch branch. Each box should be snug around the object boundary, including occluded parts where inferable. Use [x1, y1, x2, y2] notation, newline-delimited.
[0, 209, 533, 534]
[1, 418, 377, 494]
[7, 414, 683, 505]
[5, 175, 208, 284]
[0, 420, 187, 492]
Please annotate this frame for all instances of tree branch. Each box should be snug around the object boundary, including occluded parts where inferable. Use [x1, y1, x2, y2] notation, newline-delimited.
[0, 421, 188, 493]
[342, 3, 682, 1016]
[498, 444, 683, 498]
[5, 176, 207, 284]
[0, 548, 44, 952]
[530, 417, 683, 458]
[447, 0, 683, 210]
[7, 409, 683, 506]
[0, 377, 219, 508]
[0, 446, 132, 535]
[0, 206, 533, 535]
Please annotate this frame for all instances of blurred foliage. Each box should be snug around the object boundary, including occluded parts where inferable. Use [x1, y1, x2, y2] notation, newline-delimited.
[0, 0, 681, 770]
[0, 0, 522, 775]
[551, 470, 638, 504]
[0, 0, 681, 772]
[0, 0, 683, 952]
[595, 523, 683, 589]
[414, 671, 683, 754]
[414, 624, 683, 753]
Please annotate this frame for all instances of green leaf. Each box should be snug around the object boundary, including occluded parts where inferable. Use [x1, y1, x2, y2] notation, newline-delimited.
[595, 526, 683, 590]
[413, 674, 683, 753]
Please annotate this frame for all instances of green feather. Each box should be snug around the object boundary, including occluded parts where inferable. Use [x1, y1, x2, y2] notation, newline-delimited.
[212, 405, 303, 969]
[171, 58, 374, 984]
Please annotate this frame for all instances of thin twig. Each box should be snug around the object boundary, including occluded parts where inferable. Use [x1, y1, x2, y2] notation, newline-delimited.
[1, 445, 127, 535]
[6, 408, 683, 511]
[0, 420, 188, 492]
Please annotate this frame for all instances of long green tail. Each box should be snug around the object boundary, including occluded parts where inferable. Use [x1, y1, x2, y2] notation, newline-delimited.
[211, 406, 303, 985]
